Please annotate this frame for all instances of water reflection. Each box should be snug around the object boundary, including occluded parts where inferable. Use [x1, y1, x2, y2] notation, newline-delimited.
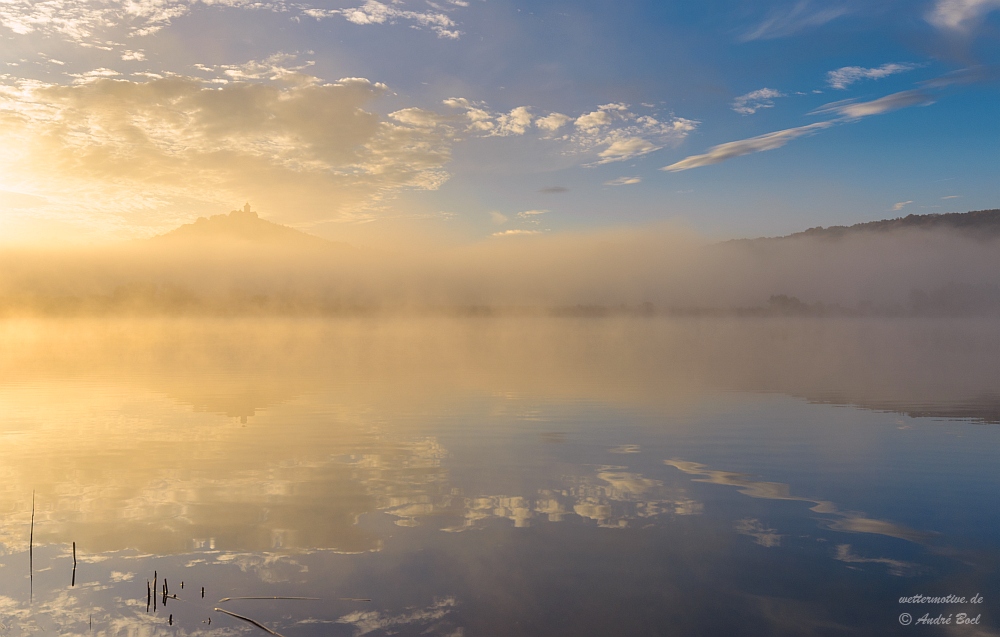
[664, 459, 929, 542]
[0, 317, 997, 553]
[0, 317, 998, 635]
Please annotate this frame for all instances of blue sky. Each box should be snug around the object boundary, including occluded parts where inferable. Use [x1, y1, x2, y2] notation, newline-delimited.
[0, 0, 998, 244]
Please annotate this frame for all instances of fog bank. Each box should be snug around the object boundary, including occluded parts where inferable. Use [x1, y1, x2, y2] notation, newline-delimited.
[2, 223, 999, 315]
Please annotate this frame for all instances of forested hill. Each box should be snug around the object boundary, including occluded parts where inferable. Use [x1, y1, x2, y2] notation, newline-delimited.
[751, 208, 1000, 241]
[150, 206, 335, 249]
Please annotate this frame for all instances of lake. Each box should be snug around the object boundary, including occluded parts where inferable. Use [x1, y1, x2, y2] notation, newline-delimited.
[0, 317, 997, 636]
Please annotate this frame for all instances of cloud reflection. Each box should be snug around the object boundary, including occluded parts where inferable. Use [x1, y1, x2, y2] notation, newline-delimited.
[665, 459, 929, 543]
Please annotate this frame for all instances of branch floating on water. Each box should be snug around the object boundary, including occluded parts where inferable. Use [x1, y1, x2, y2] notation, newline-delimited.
[214, 608, 287, 637]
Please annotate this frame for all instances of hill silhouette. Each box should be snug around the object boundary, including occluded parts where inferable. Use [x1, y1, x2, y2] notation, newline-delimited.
[151, 204, 336, 249]
[748, 208, 1000, 242]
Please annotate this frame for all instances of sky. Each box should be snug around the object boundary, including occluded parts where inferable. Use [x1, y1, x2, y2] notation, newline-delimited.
[0, 0, 999, 245]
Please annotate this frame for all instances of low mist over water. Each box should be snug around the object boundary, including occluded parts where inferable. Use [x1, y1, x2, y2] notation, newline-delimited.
[4, 215, 1000, 316]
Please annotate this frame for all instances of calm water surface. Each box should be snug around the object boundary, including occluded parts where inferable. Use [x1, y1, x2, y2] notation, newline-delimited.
[0, 317, 998, 636]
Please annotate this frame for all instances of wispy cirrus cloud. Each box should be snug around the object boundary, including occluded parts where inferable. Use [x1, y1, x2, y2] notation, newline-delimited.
[926, 0, 1000, 30]
[740, 1, 851, 41]
[604, 177, 641, 186]
[827, 63, 918, 90]
[732, 88, 784, 115]
[812, 89, 933, 118]
[662, 122, 832, 172]
[492, 229, 542, 237]
[892, 200, 914, 211]
[665, 84, 939, 172]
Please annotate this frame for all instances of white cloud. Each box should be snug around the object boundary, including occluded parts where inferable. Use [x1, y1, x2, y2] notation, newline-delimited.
[120, 50, 146, 61]
[494, 106, 533, 136]
[941, 195, 960, 199]
[535, 112, 571, 132]
[0, 0, 273, 45]
[927, 0, 1000, 30]
[307, 0, 463, 39]
[575, 109, 614, 132]
[666, 82, 945, 173]
[597, 137, 658, 163]
[492, 229, 542, 237]
[818, 89, 932, 118]
[826, 63, 918, 90]
[604, 177, 641, 186]
[516, 209, 548, 218]
[68, 68, 122, 83]
[731, 88, 784, 115]
[389, 107, 449, 128]
[0, 0, 465, 49]
[892, 200, 913, 211]
[444, 99, 697, 165]
[490, 211, 508, 224]
[662, 122, 832, 172]
[741, 1, 850, 41]
[201, 53, 319, 82]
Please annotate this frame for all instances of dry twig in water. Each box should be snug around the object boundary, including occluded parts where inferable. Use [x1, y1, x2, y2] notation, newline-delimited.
[214, 608, 287, 637]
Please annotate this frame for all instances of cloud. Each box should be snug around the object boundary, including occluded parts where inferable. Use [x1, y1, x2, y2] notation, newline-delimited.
[0, 70, 460, 237]
[667, 79, 951, 173]
[445, 99, 697, 165]
[604, 177, 641, 186]
[0, 0, 272, 45]
[662, 122, 832, 172]
[492, 229, 542, 237]
[0, 0, 465, 50]
[827, 63, 918, 89]
[942, 195, 961, 199]
[489, 211, 508, 224]
[535, 113, 571, 132]
[494, 106, 533, 136]
[597, 137, 659, 163]
[817, 89, 933, 118]
[68, 68, 122, 83]
[575, 108, 615, 132]
[538, 186, 568, 194]
[927, 0, 1000, 30]
[516, 209, 548, 218]
[570, 104, 696, 166]
[732, 88, 784, 115]
[305, 0, 463, 39]
[740, 1, 851, 41]
[892, 201, 913, 211]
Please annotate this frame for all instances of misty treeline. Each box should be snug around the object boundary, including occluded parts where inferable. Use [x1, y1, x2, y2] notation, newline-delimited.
[2, 224, 1000, 317]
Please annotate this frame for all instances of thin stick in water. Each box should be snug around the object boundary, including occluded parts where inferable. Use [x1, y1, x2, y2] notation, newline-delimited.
[72, 541, 77, 587]
[218, 597, 322, 603]
[214, 608, 287, 637]
[29, 491, 34, 601]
